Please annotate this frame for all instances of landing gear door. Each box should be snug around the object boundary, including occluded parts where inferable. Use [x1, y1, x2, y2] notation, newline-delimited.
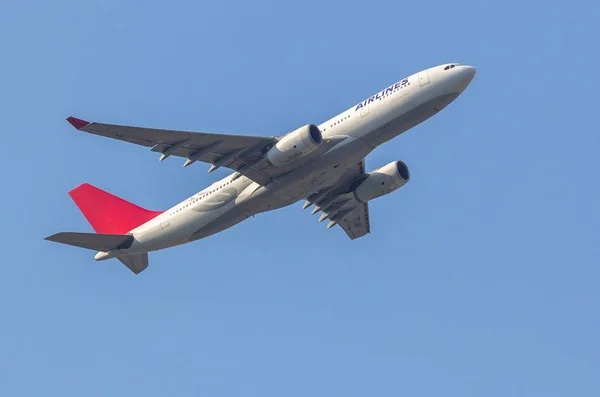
[418, 69, 430, 87]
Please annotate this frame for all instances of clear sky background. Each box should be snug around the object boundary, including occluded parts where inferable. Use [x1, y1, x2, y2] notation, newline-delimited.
[1, 0, 598, 395]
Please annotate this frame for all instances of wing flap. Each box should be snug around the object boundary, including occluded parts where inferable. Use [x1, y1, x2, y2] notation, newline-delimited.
[338, 202, 370, 239]
[304, 160, 371, 240]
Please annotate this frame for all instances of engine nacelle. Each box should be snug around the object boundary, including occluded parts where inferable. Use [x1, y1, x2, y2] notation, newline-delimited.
[266, 124, 322, 167]
[353, 161, 410, 203]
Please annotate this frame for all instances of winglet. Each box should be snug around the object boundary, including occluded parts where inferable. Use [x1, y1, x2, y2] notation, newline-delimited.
[66, 116, 91, 130]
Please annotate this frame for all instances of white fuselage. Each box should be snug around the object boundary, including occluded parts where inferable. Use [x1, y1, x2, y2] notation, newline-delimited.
[99, 64, 475, 258]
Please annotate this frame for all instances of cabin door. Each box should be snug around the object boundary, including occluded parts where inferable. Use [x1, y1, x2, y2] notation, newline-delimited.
[418, 69, 430, 87]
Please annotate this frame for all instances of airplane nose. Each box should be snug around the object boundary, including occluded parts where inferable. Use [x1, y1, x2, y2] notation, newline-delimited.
[464, 65, 476, 79]
[456, 65, 476, 92]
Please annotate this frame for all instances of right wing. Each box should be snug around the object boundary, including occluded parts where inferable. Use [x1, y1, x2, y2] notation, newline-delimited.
[67, 117, 278, 185]
[337, 201, 371, 240]
[303, 160, 371, 240]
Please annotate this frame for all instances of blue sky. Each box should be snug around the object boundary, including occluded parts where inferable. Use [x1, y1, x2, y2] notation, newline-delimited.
[1, 0, 599, 395]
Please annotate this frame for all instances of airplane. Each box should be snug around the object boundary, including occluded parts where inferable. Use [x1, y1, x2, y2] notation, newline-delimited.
[46, 63, 476, 274]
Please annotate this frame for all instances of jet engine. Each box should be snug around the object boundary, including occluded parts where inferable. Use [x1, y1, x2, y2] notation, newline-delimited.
[353, 161, 410, 203]
[266, 124, 322, 167]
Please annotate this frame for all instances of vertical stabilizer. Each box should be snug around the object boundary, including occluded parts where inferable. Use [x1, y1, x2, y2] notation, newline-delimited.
[69, 183, 163, 234]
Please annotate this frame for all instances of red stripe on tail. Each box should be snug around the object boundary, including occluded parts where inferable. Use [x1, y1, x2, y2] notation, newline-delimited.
[69, 183, 163, 235]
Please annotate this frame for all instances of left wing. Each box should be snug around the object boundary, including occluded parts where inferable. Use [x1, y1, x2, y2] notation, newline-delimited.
[302, 160, 371, 240]
[66, 117, 278, 185]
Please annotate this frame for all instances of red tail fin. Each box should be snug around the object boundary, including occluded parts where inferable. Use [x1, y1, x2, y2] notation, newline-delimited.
[69, 183, 163, 234]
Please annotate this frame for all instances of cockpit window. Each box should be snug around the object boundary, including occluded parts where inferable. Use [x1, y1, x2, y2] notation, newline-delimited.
[444, 64, 458, 70]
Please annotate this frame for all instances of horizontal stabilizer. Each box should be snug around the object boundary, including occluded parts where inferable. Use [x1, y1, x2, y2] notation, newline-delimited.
[45, 232, 134, 252]
[117, 253, 149, 274]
